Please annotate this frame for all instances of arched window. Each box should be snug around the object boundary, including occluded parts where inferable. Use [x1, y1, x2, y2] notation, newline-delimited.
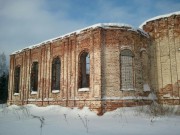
[31, 62, 38, 91]
[14, 66, 20, 93]
[120, 49, 134, 90]
[79, 52, 90, 88]
[51, 57, 61, 90]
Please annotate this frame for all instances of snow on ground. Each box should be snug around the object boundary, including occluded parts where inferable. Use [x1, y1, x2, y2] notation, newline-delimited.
[0, 104, 180, 135]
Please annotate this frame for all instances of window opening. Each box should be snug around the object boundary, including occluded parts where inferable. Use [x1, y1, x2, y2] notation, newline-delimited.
[120, 49, 134, 90]
[14, 66, 20, 93]
[79, 52, 90, 88]
[51, 57, 60, 90]
[31, 62, 38, 91]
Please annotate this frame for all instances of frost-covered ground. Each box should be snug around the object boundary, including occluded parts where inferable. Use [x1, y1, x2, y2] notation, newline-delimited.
[0, 104, 180, 135]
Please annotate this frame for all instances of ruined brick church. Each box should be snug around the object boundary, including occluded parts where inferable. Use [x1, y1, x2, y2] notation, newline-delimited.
[8, 12, 180, 114]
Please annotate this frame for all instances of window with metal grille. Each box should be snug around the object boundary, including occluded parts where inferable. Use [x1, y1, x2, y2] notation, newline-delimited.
[79, 52, 90, 88]
[120, 49, 134, 90]
[30, 62, 38, 91]
[51, 57, 60, 90]
[14, 66, 20, 93]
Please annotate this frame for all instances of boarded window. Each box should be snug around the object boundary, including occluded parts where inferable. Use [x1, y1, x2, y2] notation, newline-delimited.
[31, 62, 38, 91]
[51, 57, 61, 90]
[120, 49, 134, 90]
[14, 66, 20, 93]
[141, 51, 148, 82]
[79, 52, 90, 88]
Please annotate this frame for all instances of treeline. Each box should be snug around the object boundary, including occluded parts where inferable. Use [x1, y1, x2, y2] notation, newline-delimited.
[0, 52, 8, 103]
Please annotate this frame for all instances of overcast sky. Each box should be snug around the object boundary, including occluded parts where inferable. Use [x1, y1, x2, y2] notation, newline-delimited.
[0, 0, 180, 60]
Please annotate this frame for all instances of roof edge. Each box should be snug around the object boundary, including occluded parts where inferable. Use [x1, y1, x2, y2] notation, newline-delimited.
[11, 23, 148, 55]
[139, 11, 180, 29]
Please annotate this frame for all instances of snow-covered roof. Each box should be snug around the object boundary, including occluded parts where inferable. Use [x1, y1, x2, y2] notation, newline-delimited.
[12, 23, 148, 55]
[139, 11, 180, 29]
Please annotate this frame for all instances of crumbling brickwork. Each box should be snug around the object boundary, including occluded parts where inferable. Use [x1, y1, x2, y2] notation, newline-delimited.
[8, 24, 151, 114]
[101, 28, 150, 97]
[8, 12, 180, 114]
[143, 14, 180, 104]
[8, 28, 103, 112]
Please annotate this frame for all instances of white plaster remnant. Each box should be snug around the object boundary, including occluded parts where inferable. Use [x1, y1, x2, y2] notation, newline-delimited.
[163, 93, 171, 98]
[143, 84, 151, 91]
[44, 98, 54, 101]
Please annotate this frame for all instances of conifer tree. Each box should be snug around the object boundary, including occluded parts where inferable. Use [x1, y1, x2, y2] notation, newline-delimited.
[0, 52, 8, 103]
[0, 72, 8, 103]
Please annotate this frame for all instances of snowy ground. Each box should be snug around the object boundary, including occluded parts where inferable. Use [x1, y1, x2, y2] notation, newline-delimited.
[0, 104, 180, 135]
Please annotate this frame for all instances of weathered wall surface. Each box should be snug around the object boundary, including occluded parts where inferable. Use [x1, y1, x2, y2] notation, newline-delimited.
[8, 28, 103, 112]
[143, 14, 180, 104]
[8, 25, 153, 114]
[101, 28, 150, 100]
[8, 14, 180, 113]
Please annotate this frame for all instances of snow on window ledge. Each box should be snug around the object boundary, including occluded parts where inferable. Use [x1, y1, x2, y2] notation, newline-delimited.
[14, 93, 19, 96]
[78, 88, 90, 92]
[31, 91, 38, 95]
[52, 90, 60, 94]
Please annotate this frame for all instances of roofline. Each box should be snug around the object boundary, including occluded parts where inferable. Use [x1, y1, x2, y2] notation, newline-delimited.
[11, 23, 148, 55]
[139, 11, 180, 29]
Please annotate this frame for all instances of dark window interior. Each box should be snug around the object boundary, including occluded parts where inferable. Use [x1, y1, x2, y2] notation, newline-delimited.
[51, 57, 61, 90]
[14, 66, 20, 93]
[79, 52, 90, 88]
[31, 62, 38, 91]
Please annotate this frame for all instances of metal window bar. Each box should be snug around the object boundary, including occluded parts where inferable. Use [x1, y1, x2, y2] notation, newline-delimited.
[121, 50, 134, 90]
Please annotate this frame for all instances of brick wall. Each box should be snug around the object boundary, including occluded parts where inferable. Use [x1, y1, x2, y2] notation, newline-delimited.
[8, 25, 152, 114]
[101, 28, 150, 99]
[143, 14, 180, 104]
[8, 28, 102, 111]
